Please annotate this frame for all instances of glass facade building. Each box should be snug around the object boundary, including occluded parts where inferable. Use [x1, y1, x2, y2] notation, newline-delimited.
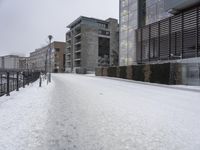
[119, 0, 170, 66]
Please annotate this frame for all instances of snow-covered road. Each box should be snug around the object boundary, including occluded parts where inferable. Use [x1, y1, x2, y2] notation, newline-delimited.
[0, 74, 200, 150]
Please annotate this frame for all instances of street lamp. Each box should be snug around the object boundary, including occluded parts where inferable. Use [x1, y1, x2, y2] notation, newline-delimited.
[48, 35, 53, 83]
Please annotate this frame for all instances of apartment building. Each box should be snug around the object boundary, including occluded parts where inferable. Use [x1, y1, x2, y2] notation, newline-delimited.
[19, 57, 28, 70]
[29, 47, 47, 71]
[65, 16, 119, 73]
[4, 55, 20, 69]
[0, 56, 4, 69]
[29, 41, 65, 73]
[0, 55, 28, 70]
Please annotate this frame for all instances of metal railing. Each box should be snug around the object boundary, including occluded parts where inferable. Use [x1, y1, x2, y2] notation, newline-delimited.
[0, 69, 40, 97]
[136, 6, 200, 64]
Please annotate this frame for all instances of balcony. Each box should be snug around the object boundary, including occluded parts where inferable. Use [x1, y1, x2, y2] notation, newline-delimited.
[74, 42, 81, 46]
[75, 50, 81, 53]
[74, 33, 81, 38]
[75, 44, 81, 52]
[66, 53, 71, 56]
[66, 32, 71, 39]
[74, 26, 81, 36]
[66, 54, 71, 61]
[74, 61, 81, 67]
[66, 58, 71, 63]
[74, 53, 81, 60]
[66, 45, 71, 49]
[66, 38, 71, 42]
[66, 62, 71, 68]
[74, 58, 81, 62]
[74, 35, 81, 44]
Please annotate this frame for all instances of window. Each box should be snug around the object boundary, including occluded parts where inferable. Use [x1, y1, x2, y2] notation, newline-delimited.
[98, 30, 110, 36]
[97, 23, 108, 29]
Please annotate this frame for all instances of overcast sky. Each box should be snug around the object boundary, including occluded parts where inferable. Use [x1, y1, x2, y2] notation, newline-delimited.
[0, 0, 119, 57]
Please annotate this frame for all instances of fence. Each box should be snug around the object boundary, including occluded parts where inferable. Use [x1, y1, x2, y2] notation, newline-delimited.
[0, 70, 40, 97]
[136, 6, 200, 64]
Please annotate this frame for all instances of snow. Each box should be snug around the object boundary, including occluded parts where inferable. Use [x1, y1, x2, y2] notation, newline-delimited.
[0, 79, 54, 150]
[0, 74, 200, 150]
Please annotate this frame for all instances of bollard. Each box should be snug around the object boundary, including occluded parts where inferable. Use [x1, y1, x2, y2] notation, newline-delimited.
[39, 73, 42, 87]
[4, 83, 6, 95]
[49, 73, 51, 83]
[12, 73, 15, 91]
[6, 72, 10, 96]
[16, 72, 19, 91]
[47, 73, 49, 85]
[23, 72, 25, 88]
[27, 74, 29, 86]
[0, 74, 2, 94]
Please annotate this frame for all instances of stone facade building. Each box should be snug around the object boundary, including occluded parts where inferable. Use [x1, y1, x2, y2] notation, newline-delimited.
[29, 41, 65, 73]
[65, 16, 119, 73]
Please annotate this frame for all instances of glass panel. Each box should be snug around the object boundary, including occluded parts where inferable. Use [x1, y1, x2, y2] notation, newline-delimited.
[146, 0, 170, 25]
[120, 0, 138, 66]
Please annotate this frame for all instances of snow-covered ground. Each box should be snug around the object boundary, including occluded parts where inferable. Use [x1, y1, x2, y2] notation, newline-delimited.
[0, 74, 200, 150]
[0, 80, 54, 150]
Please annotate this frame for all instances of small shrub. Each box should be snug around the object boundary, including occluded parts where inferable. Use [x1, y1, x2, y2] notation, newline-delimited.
[107, 67, 117, 77]
[150, 63, 170, 84]
[132, 65, 145, 81]
[102, 67, 108, 76]
[95, 68, 102, 76]
[119, 66, 127, 79]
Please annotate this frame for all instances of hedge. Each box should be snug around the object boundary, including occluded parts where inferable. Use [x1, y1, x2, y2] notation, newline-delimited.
[132, 65, 145, 81]
[95, 63, 182, 85]
[119, 66, 127, 79]
[102, 67, 108, 76]
[150, 63, 170, 84]
[95, 68, 102, 76]
[107, 67, 117, 77]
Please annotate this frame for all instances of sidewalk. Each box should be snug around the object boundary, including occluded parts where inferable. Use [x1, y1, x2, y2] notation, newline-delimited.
[0, 80, 54, 150]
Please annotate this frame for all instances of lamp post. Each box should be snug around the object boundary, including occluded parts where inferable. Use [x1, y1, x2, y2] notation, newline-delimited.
[45, 51, 47, 76]
[48, 35, 53, 83]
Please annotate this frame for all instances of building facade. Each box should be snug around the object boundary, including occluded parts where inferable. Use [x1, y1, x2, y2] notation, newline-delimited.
[0, 55, 28, 70]
[4, 55, 20, 69]
[29, 41, 65, 72]
[0, 57, 4, 69]
[18, 57, 28, 70]
[29, 47, 47, 71]
[119, 0, 171, 66]
[136, 0, 200, 64]
[119, 0, 200, 66]
[65, 16, 119, 73]
[119, 0, 200, 85]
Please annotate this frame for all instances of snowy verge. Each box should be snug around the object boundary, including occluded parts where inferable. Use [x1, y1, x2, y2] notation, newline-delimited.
[63, 73, 200, 92]
[95, 76, 200, 92]
[0, 79, 54, 150]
